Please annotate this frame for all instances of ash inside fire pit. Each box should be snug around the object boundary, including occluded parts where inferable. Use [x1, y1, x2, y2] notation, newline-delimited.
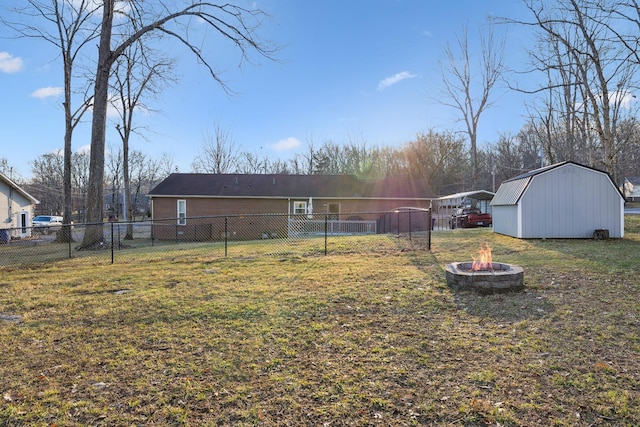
[445, 261, 524, 293]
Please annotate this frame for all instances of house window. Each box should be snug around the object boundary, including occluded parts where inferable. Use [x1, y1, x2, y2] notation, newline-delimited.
[293, 201, 307, 215]
[20, 212, 27, 234]
[177, 199, 186, 225]
[328, 203, 340, 220]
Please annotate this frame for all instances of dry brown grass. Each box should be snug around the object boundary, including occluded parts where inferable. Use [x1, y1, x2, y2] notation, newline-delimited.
[1, 222, 639, 426]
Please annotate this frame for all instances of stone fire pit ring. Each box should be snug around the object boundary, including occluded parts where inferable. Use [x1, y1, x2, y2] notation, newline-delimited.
[445, 262, 524, 293]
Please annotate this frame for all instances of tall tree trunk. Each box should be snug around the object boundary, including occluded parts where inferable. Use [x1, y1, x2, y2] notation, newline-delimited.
[56, 45, 74, 243]
[123, 136, 134, 239]
[439, 24, 504, 190]
[58, 112, 73, 243]
[81, 0, 114, 248]
[469, 129, 478, 189]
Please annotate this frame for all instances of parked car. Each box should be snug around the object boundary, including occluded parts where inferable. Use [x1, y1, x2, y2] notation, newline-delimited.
[32, 215, 64, 234]
[449, 207, 492, 229]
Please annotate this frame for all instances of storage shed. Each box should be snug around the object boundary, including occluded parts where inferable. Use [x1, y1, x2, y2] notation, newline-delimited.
[491, 161, 624, 238]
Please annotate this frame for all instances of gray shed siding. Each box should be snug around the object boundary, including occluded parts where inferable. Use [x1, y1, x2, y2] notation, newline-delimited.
[519, 164, 622, 238]
[493, 163, 623, 238]
[492, 205, 519, 237]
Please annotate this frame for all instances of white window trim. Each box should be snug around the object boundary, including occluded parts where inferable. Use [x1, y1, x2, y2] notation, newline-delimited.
[293, 201, 307, 215]
[327, 203, 340, 219]
[177, 199, 186, 225]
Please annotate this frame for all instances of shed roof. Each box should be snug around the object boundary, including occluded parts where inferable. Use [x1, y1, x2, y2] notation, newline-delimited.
[148, 174, 435, 200]
[490, 177, 532, 206]
[491, 161, 621, 206]
[0, 171, 39, 205]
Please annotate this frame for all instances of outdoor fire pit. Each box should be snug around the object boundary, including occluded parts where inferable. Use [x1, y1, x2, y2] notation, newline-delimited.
[445, 243, 524, 293]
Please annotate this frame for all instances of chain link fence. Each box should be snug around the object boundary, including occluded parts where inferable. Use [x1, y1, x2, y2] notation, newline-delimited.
[0, 209, 432, 268]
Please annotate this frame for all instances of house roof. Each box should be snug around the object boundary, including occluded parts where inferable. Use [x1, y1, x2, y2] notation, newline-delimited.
[491, 161, 621, 206]
[0, 171, 39, 204]
[148, 174, 435, 200]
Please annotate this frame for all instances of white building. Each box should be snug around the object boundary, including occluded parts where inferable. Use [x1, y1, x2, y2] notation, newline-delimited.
[491, 162, 624, 238]
[0, 171, 39, 241]
[623, 177, 640, 202]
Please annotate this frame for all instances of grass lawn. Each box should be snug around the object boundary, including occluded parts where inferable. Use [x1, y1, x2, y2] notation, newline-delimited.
[1, 221, 639, 426]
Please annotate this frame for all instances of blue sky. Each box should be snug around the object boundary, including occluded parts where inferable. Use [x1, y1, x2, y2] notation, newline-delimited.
[1, 0, 534, 180]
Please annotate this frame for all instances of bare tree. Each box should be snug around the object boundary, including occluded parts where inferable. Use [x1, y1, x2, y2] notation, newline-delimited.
[105, 145, 123, 220]
[80, 0, 276, 248]
[137, 152, 175, 215]
[237, 150, 269, 174]
[71, 150, 90, 222]
[288, 138, 317, 175]
[29, 151, 65, 215]
[126, 150, 152, 221]
[439, 23, 505, 188]
[342, 135, 376, 178]
[615, 118, 640, 180]
[0, 159, 9, 176]
[523, 23, 587, 166]
[484, 132, 536, 186]
[518, 0, 639, 183]
[112, 39, 174, 238]
[587, 0, 640, 64]
[286, 138, 407, 179]
[375, 146, 408, 178]
[192, 123, 240, 173]
[2, 0, 100, 241]
[266, 159, 291, 174]
[403, 130, 468, 194]
[0, 159, 24, 184]
[313, 141, 348, 176]
[155, 153, 177, 178]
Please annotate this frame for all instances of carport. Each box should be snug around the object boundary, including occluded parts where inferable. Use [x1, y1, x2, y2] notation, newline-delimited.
[431, 190, 495, 230]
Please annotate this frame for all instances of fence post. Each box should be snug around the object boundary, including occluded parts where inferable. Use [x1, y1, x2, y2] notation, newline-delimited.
[324, 214, 328, 256]
[224, 216, 228, 257]
[110, 222, 114, 264]
[427, 208, 432, 251]
[408, 210, 412, 242]
[67, 224, 72, 259]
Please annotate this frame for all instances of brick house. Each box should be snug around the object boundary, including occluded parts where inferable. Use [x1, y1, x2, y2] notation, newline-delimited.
[147, 174, 434, 240]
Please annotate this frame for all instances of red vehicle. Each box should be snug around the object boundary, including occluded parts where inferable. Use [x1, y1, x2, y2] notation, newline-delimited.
[449, 207, 492, 229]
